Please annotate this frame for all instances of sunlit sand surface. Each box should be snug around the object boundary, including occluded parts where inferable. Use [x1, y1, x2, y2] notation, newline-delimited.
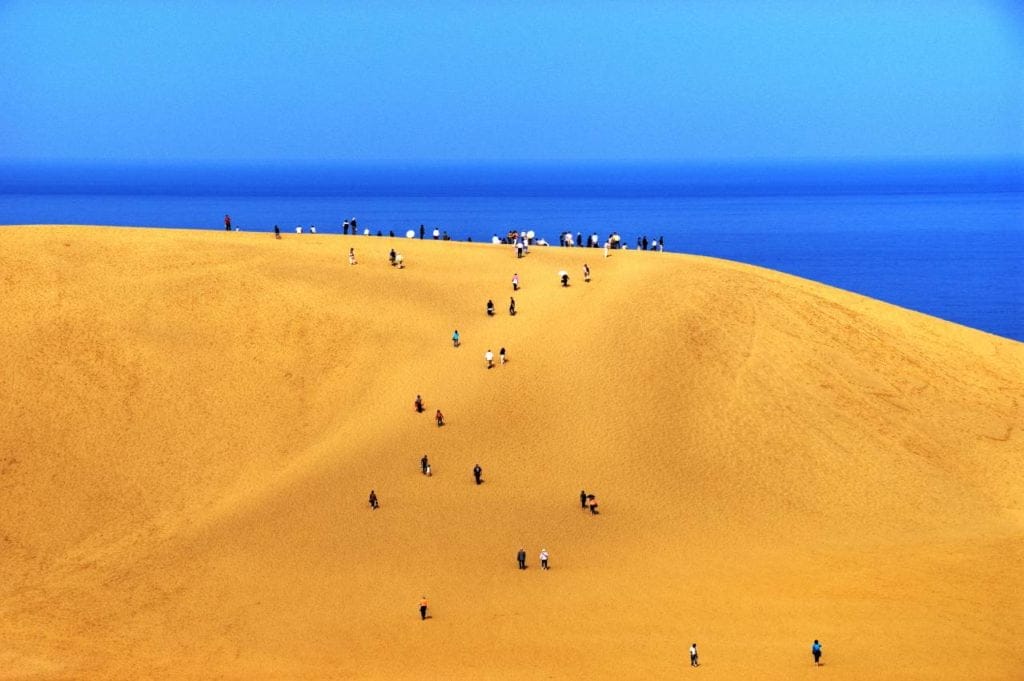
[1, 226, 1021, 679]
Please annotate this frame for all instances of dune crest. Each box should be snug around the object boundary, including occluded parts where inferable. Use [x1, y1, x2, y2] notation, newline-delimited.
[1, 225, 1021, 680]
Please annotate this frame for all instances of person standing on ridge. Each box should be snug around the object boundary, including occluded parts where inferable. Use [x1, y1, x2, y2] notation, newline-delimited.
[224, 214, 231, 231]
[274, 225, 281, 239]
[812, 640, 822, 666]
[517, 547, 527, 570]
[689, 643, 699, 667]
[473, 464, 482, 485]
[369, 490, 379, 510]
[419, 224, 425, 239]
[420, 596, 429, 620]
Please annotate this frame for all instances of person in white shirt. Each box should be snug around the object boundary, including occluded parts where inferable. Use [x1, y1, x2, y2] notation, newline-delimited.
[485, 349, 494, 369]
[689, 643, 699, 667]
[539, 549, 549, 570]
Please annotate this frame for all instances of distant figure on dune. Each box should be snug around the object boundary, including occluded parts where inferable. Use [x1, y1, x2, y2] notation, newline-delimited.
[224, 214, 231, 231]
[560, 272, 570, 287]
[415, 395, 424, 413]
[583, 263, 590, 283]
[395, 253, 404, 268]
[509, 297, 516, 316]
[517, 547, 527, 570]
[587, 494, 598, 515]
[485, 349, 494, 369]
[603, 241, 609, 258]
[343, 221, 349, 235]
[432, 227, 440, 240]
[540, 548, 549, 570]
[274, 225, 281, 239]
[580, 490, 587, 509]
[296, 225, 303, 234]
[420, 596, 429, 620]
[389, 248, 396, 265]
[689, 643, 699, 667]
[516, 241, 524, 258]
[348, 248, 357, 265]
[499, 347, 506, 365]
[425, 462, 432, 477]
[512, 273, 519, 290]
[812, 640, 822, 666]
[487, 300, 495, 316]
[435, 410, 445, 427]
[310, 225, 317, 234]
[473, 464, 482, 485]
[452, 330, 460, 347]
[421, 454, 429, 475]
[369, 490, 379, 510]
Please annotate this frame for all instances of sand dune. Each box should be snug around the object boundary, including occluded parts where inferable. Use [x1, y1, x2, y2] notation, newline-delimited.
[1, 225, 1021, 680]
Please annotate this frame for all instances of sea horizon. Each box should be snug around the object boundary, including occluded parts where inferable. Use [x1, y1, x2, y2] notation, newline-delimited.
[2, 159, 1021, 343]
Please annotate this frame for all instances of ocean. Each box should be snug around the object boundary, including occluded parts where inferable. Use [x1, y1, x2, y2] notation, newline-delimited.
[1, 162, 1021, 342]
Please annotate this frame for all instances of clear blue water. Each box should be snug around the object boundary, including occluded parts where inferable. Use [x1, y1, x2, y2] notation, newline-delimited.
[1, 163, 1021, 342]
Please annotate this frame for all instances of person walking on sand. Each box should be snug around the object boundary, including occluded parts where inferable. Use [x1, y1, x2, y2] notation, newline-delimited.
[274, 224, 281, 239]
[389, 248, 396, 265]
[690, 643, 699, 667]
[812, 640, 822, 666]
[420, 596, 429, 620]
[587, 494, 599, 514]
[473, 464, 482, 485]
[517, 547, 527, 570]
[421, 454, 429, 475]
[580, 489, 588, 510]
[415, 394, 424, 413]
[348, 248, 357, 265]
[540, 548, 549, 570]
[499, 347, 506, 365]
[509, 297, 516, 316]
[583, 263, 591, 283]
[452, 330, 460, 348]
[369, 490, 379, 510]
[425, 462, 432, 477]
[485, 349, 494, 369]
[512, 273, 519, 291]
[435, 409, 445, 427]
[487, 299, 495, 316]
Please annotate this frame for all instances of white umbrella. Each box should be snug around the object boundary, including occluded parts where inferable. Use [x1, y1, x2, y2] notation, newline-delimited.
[406, 229, 415, 238]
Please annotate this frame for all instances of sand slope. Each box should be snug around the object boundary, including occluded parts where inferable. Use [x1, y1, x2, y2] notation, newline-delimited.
[1, 225, 1021, 680]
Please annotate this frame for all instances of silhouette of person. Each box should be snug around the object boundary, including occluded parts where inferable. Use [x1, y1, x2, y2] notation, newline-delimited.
[509, 297, 516, 316]
[420, 596, 428, 620]
[487, 300, 495, 316]
[274, 225, 281, 239]
[369, 490, 379, 510]
[517, 547, 527, 569]
[415, 395, 424, 413]
[473, 464, 482, 485]
[812, 640, 822, 666]
[580, 489, 588, 510]
[435, 410, 444, 427]
[421, 454, 429, 475]
[690, 643, 699, 667]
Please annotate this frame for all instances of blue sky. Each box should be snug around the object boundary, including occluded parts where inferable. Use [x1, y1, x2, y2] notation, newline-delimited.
[1, 1, 1021, 164]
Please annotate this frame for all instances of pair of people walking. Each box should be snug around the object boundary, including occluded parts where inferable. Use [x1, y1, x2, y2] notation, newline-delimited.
[485, 348, 507, 368]
[517, 547, 550, 570]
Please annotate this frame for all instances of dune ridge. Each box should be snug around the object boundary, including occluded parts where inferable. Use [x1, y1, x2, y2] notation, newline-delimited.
[1, 225, 1021, 680]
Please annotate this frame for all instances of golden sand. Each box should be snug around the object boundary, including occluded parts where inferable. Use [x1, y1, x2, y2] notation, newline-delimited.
[1, 225, 1021, 679]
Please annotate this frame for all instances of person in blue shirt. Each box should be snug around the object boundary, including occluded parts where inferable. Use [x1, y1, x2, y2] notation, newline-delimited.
[812, 640, 822, 666]
[452, 330, 460, 347]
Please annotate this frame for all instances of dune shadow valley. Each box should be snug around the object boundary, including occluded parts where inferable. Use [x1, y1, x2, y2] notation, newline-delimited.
[1, 225, 1022, 680]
